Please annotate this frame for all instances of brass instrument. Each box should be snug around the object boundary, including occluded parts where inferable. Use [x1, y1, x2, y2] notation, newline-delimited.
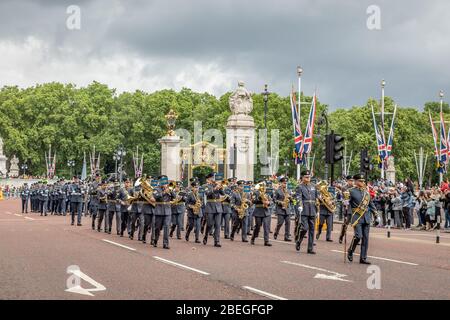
[139, 177, 156, 206]
[255, 183, 270, 208]
[189, 190, 202, 215]
[236, 190, 249, 219]
[281, 186, 291, 210]
[316, 180, 336, 212]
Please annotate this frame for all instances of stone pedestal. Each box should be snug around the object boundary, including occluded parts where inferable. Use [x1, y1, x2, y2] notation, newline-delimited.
[0, 154, 7, 177]
[159, 135, 182, 180]
[386, 156, 396, 184]
[226, 115, 255, 181]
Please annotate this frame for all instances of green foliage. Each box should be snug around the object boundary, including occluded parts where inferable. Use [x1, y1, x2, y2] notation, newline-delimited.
[0, 82, 444, 183]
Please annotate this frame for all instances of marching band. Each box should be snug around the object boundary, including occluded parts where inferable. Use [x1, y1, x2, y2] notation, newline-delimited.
[16, 170, 379, 264]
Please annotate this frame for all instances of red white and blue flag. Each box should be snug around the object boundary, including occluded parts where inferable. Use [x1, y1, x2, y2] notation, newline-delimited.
[371, 104, 387, 168]
[429, 111, 440, 170]
[290, 88, 303, 164]
[386, 104, 397, 157]
[299, 93, 317, 160]
[439, 111, 448, 167]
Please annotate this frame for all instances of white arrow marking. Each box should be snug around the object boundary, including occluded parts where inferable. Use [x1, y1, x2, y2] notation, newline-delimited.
[281, 261, 352, 282]
[65, 265, 106, 296]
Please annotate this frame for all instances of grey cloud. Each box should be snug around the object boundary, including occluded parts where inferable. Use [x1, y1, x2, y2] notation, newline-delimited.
[0, 0, 449, 109]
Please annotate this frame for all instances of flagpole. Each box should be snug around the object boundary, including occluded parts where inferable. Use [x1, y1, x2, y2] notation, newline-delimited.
[439, 90, 444, 184]
[297, 66, 303, 180]
[381, 80, 386, 180]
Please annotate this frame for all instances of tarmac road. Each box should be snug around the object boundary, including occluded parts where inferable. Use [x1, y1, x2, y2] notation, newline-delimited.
[1, 199, 449, 300]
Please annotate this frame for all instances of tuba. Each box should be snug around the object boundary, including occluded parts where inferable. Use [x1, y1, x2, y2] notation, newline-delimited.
[316, 180, 336, 212]
[139, 177, 156, 206]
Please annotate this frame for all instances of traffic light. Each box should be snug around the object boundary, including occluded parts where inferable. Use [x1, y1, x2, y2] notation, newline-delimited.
[360, 149, 371, 173]
[325, 131, 345, 164]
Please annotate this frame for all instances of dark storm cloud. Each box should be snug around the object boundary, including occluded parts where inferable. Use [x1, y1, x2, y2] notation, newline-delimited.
[0, 0, 449, 109]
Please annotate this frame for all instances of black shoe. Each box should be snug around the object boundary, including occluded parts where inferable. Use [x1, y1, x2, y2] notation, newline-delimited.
[195, 239, 201, 244]
[251, 239, 255, 245]
[177, 236, 182, 240]
[316, 232, 321, 240]
[338, 238, 343, 244]
[130, 236, 134, 240]
[77, 223, 82, 226]
[224, 236, 229, 239]
[97, 228, 101, 232]
[230, 236, 234, 241]
[185, 235, 189, 241]
[295, 241, 301, 251]
[153, 241, 157, 248]
[163, 245, 170, 249]
[203, 237, 207, 245]
[264, 242, 272, 247]
[347, 251, 353, 262]
[307, 250, 316, 254]
[242, 239, 248, 243]
[274, 233, 278, 240]
[326, 239, 333, 242]
[360, 259, 371, 265]
[284, 238, 292, 242]
[142, 240, 146, 244]
[120, 233, 123, 237]
[214, 243, 222, 247]
[71, 222, 74, 226]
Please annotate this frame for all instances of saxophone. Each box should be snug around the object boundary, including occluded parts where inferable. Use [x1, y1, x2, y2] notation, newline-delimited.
[281, 187, 291, 210]
[237, 191, 249, 219]
[189, 191, 202, 215]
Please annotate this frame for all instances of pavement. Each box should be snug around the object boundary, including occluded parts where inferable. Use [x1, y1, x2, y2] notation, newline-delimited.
[1, 199, 449, 300]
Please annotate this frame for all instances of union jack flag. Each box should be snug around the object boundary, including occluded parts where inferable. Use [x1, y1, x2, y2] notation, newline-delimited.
[290, 88, 303, 164]
[371, 104, 387, 168]
[429, 111, 441, 171]
[440, 111, 448, 167]
[299, 93, 317, 160]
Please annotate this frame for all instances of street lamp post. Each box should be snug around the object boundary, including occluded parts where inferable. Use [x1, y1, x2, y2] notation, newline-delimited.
[318, 110, 329, 180]
[67, 160, 75, 177]
[262, 84, 270, 176]
[439, 90, 444, 184]
[20, 163, 28, 177]
[284, 159, 290, 177]
[114, 146, 126, 183]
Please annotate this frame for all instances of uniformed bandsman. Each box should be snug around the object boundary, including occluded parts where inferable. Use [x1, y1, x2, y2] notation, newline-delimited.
[274, 177, 293, 242]
[295, 170, 318, 253]
[153, 175, 175, 249]
[347, 174, 378, 264]
[203, 173, 225, 247]
[69, 176, 84, 226]
[339, 175, 354, 244]
[251, 180, 272, 246]
[185, 181, 203, 243]
[20, 183, 30, 214]
[230, 180, 250, 242]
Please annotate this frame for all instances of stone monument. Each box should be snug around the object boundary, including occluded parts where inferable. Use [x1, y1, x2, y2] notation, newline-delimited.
[386, 156, 396, 184]
[9, 155, 20, 178]
[226, 81, 255, 181]
[159, 109, 182, 180]
[0, 138, 7, 177]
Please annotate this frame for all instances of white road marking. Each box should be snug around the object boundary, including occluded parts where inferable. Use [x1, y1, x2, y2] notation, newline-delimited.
[242, 286, 288, 300]
[101, 239, 136, 251]
[24, 217, 35, 221]
[5, 211, 12, 215]
[153, 256, 210, 275]
[330, 250, 419, 266]
[14, 214, 22, 217]
[281, 260, 352, 282]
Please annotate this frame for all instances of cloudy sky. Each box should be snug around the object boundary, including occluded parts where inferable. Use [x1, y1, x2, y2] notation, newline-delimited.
[0, 0, 449, 109]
